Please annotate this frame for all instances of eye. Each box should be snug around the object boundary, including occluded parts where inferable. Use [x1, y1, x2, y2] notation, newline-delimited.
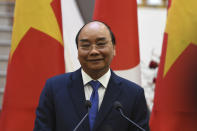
[97, 42, 105, 45]
[80, 43, 91, 50]
[96, 42, 106, 48]
[81, 44, 90, 47]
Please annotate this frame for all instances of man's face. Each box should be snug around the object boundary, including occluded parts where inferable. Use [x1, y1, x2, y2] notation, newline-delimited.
[77, 22, 115, 75]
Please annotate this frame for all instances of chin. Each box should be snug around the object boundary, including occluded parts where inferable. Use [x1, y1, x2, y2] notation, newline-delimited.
[90, 66, 109, 72]
[90, 67, 104, 71]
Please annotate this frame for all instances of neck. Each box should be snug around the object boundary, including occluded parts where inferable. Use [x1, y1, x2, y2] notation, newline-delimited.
[84, 68, 109, 80]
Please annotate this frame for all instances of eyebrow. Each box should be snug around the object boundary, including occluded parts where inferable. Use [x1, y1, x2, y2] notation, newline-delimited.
[96, 37, 107, 42]
[79, 39, 89, 42]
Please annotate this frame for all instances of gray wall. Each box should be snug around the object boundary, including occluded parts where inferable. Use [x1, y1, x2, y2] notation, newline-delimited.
[75, 0, 95, 23]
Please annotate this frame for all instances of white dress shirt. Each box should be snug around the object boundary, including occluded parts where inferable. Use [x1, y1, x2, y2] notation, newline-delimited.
[81, 69, 111, 109]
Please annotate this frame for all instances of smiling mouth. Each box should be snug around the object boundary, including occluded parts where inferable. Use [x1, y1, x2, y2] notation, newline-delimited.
[88, 58, 103, 62]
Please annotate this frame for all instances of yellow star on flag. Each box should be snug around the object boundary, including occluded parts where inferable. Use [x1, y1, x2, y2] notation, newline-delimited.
[10, 0, 63, 57]
[164, 0, 197, 76]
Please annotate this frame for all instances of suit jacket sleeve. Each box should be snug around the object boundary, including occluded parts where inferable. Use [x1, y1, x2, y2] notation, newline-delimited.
[34, 79, 55, 131]
[129, 88, 150, 131]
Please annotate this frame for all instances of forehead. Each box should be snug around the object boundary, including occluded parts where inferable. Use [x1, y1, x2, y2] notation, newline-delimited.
[78, 22, 111, 40]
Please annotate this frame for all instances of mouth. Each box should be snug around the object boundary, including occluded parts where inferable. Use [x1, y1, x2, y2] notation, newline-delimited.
[88, 58, 104, 62]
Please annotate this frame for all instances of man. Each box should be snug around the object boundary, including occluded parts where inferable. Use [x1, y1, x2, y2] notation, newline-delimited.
[34, 21, 149, 131]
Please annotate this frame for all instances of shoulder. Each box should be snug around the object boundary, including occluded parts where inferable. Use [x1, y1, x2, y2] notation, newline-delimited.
[47, 69, 81, 84]
[111, 71, 144, 93]
[47, 72, 72, 83]
[43, 69, 81, 92]
[116, 75, 145, 103]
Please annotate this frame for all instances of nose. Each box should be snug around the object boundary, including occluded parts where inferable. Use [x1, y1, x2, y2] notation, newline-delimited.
[89, 45, 99, 55]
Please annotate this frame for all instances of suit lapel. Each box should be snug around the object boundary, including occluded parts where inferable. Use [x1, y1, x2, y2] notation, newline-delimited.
[68, 69, 90, 130]
[93, 71, 122, 131]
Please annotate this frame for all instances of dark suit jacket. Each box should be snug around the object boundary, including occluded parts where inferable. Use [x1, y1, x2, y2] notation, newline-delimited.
[34, 69, 149, 131]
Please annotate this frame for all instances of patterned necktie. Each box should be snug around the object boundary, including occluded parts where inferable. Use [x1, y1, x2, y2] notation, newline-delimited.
[88, 80, 100, 131]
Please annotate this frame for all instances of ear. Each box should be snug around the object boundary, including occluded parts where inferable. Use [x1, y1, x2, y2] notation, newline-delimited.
[113, 46, 116, 56]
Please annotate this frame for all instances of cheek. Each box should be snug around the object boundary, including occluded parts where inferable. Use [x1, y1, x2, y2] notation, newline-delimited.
[78, 50, 88, 58]
[104, 52, 114, 63]
[78, 53, 85, 63]
[78, 55, 85, 62]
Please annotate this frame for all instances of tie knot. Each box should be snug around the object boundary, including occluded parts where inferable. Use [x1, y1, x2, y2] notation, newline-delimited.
[89, 80, 100, 91]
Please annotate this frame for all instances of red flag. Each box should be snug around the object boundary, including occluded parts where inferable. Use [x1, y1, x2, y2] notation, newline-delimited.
[93, 0, 141, 84]
[0, 0, 65, 130]
[150, 0, 197, 130]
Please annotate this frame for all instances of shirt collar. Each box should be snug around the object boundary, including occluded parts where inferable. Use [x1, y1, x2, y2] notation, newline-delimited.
[81, 69, 111, 88]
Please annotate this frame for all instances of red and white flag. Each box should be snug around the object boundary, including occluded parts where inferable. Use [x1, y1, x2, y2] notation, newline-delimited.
[93, 0, 141, 84]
